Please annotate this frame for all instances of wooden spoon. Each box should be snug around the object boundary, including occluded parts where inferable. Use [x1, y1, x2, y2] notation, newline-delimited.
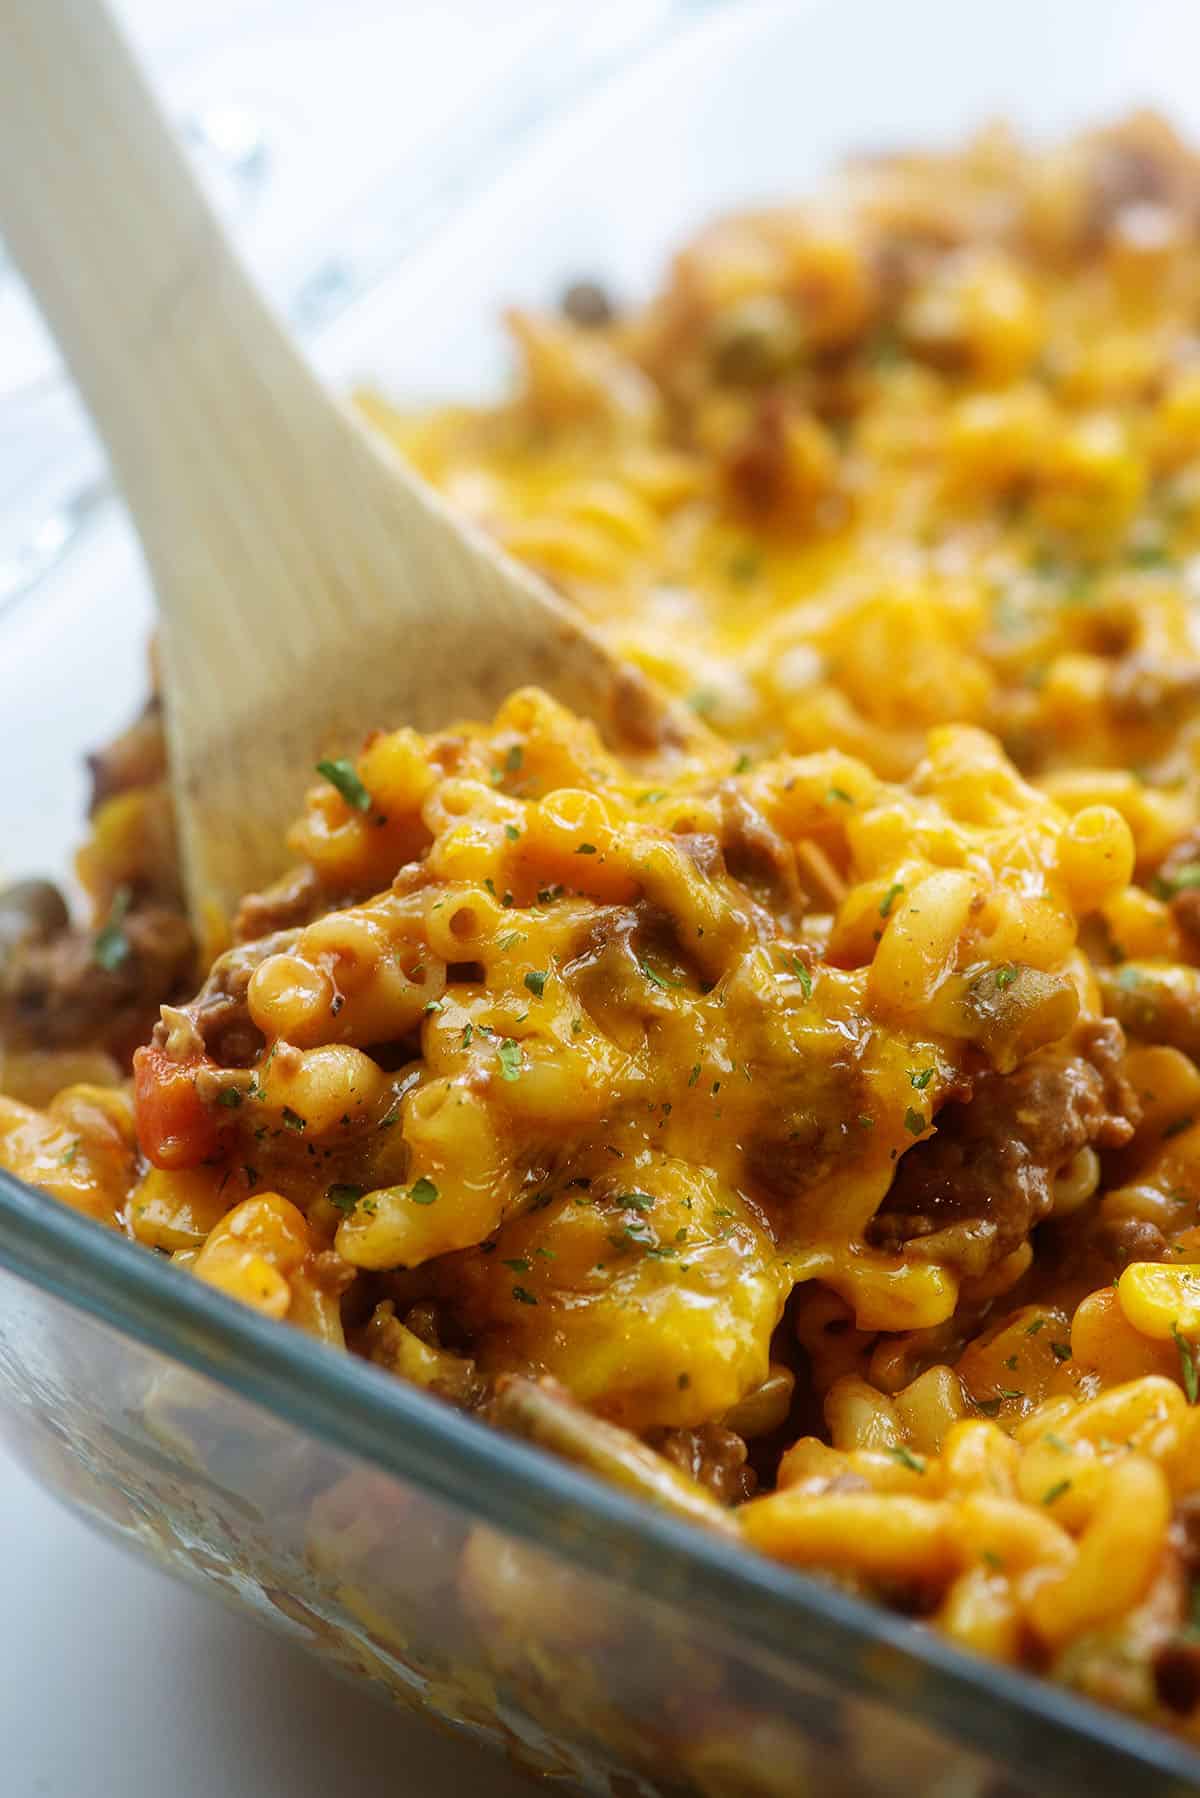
[0, 0, 674, 933]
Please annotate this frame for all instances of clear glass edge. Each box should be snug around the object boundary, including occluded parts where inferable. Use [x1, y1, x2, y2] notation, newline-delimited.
[0, 1165, 1195, 1795]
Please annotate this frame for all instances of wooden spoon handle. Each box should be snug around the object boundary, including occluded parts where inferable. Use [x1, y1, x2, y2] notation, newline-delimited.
[0, 0, 679, 924]
[0, 0, 306, 565]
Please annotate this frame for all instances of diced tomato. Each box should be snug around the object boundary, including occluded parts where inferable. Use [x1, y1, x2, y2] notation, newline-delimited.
[133, 1045, 221, 1169]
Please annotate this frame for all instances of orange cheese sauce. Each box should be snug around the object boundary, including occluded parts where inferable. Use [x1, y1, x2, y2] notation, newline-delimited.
[10, 111, 1200, 1740]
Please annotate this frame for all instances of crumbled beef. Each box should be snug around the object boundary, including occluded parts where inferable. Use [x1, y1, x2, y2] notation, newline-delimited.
[870, 234, 945, 310]
[655, 1423, 756, 1505]
[1107, 655, 1200, 727]
[745, 1053, 871, 1210]
[561, 279, 616, 329]
[1170, 887, 1200, 958]
[724, 392, 791, 515]
[86, 696, 167, 814]
[1174, 1493, 1200, 1568]
[868, 1020, 1138, 1272]
[1087, 141, 1173, 238]
[674, 832, 726, 880]
[1093, 1215, 1167, 1270]
[1081, 124, 1198, 252]
[719, 788, 804, 916]
[0, 881, 69, 955]
[1156, 829, 1200, 891]
[0, 903, 194, 1065]
[1153, 832, 1200, 959]
[1154, 1643, 1200, 1717]
[1097, 962, 1200, 1059]
[234, 864, 327, 943]
[308, 1249, 359, 1300]
[186, 929, 300, 1066]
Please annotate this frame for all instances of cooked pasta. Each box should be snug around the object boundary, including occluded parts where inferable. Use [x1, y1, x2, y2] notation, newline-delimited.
[9, 109, 1200, 1742]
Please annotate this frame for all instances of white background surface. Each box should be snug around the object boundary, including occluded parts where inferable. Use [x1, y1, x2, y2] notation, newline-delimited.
[0, 1451, 537, 1798]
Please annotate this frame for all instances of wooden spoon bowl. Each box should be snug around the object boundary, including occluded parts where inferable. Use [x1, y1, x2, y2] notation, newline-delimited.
[0, 0, 678, 928]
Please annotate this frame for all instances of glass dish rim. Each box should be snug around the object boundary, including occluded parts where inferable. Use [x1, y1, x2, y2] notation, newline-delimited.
[3, 1168, 1198, 1795]
[4, 6, 1200, 1789]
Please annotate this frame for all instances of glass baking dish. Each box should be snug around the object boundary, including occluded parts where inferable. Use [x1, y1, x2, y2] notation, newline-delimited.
[5, 2, 1200, 1791]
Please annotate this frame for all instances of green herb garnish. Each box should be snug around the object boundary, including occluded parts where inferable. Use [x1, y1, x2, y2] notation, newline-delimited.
[1174, 1323, 1200, 1405]
[789, 955, 813, 1000]
[879, 882, 905, 919]
[1153, 863, 1200, 900]
[93, 884, 133, 972]
[316, 758, 371, 813]
[326, 1184, 363, 1214]
[618, 1192, 655, 1211]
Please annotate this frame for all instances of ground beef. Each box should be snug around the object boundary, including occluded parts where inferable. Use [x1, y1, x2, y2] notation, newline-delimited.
[1097, 962, 1200, 1059]
[1107, 655, 1200, 727]
[1170, 888, 1200, 961]
[654, 1423, 756, 1505]
[184, 928, 300, 1066]
[1082, 127, 1198, 247]
[1093, 1215, 1168, 1270]
[0, 881, 69, 956]
[1154, 1643, 1200, 1717]
[560, 279, 616, 329]
[719, 787, 805, 917]
[233, 863, 327, 943]
[0, 902, 194, 1065]
[673, 831, 725, 880]
[744, 1051, 871, 1212]
[86, 695, 168, 813]
[724, 392, 792, 515]
[868, 1020, 1139, 1272]
[1144, 829, 1200, 961]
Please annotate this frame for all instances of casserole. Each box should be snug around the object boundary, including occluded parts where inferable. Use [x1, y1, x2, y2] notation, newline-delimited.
[5, 2, 1200, 1790]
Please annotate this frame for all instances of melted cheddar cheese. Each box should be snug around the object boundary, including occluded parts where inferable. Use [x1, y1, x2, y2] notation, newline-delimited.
[11, 112, 1200, 1744]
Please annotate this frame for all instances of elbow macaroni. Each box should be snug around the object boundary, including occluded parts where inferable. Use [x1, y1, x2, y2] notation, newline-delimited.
[9, 110, 1200, 1744]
